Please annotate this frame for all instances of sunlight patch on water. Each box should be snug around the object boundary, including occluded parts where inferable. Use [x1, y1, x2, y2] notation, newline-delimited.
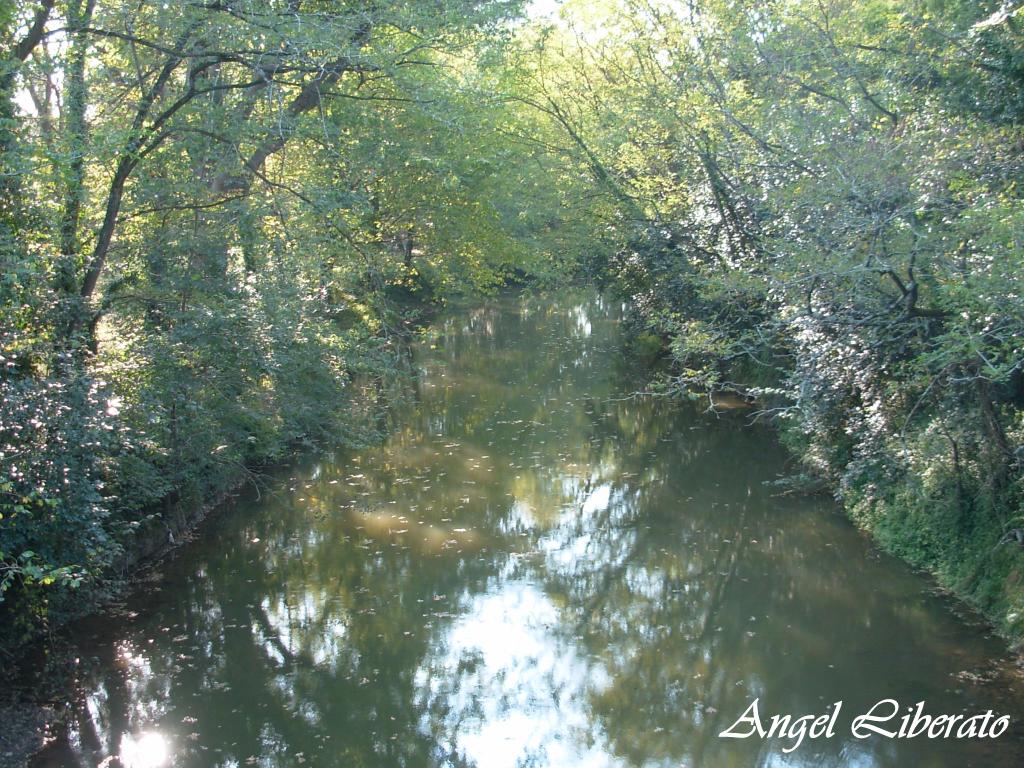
[119, 731, 169, 768]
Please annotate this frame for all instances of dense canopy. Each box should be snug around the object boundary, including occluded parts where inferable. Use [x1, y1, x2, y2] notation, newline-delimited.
[2, 0, 1024, 649]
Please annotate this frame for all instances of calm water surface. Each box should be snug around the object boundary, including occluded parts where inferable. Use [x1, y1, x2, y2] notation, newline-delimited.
[33, 293, 1024, 767]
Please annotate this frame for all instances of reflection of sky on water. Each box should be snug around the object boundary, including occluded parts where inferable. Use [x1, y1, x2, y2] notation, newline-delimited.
[32, 293, 1024, 768]
[414, 469, 632, 767]
[418, 581, 620, 768]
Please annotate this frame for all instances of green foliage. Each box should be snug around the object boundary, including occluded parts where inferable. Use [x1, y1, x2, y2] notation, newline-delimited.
[5, 0, 1024, 654]
[0, 0, 581, 650]
[512, 0, 1024, 643]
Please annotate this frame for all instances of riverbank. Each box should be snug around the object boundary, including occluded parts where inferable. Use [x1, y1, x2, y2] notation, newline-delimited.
[0, 293, 427, 658]
[17, 291, 1024, 768]
[0, 292, 453, 767]
[0, 430, 352, 768]
[616, 306, 1024, 654]
[1, 475, 285, 768]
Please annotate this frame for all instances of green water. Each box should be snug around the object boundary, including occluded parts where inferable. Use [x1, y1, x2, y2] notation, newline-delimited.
[32, 293, 1024, 767]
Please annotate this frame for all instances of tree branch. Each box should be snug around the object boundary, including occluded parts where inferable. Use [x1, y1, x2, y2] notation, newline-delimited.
[13, 0, 55, 63]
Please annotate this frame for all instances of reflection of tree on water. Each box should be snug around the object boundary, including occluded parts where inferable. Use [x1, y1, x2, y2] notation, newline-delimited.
[42, 474, 506, 766]
[35, 294, 1024, 768]
[528, 386, 1024, 767]
[37, 295, 614, 767]
[535, 396, 773, 767]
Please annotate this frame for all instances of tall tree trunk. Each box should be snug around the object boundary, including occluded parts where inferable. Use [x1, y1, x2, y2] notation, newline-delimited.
[57, 0, 96, 296]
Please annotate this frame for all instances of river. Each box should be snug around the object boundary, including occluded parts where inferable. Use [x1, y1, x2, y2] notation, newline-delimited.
[31, 292, 1024, 767]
